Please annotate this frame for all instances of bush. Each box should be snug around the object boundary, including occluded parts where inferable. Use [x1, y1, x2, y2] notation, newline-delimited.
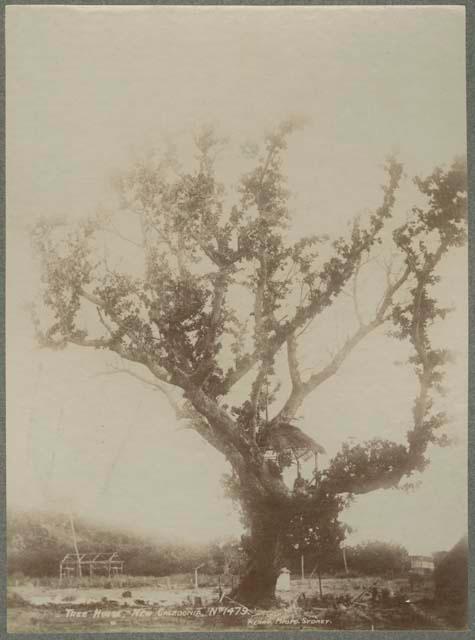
[7, 590, 29, 608]
[345, 541, 410, 576]
[434, 536, 467, 604]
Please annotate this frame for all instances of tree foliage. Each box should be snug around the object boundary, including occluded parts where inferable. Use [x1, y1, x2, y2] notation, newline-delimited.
[344, 541, 410, 576]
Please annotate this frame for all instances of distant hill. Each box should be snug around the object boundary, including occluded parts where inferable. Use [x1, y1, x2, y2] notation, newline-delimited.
[7, 508, 216, 577]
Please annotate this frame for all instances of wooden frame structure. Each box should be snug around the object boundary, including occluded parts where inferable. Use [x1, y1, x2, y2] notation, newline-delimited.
[59, 552, 124, 581]
[409, 555, 434, 576]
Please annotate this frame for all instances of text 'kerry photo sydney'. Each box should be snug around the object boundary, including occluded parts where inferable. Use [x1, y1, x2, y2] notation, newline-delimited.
[6, 5, 468, 633]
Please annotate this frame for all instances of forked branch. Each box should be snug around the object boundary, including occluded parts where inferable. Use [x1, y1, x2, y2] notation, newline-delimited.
[272, 263, 412, 423]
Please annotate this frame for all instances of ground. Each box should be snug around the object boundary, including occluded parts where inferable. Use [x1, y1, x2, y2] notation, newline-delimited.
[7, 574, 463, 632]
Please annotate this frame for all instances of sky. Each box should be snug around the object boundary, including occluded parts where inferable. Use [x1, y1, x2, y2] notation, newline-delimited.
[6, 5, 467, 554]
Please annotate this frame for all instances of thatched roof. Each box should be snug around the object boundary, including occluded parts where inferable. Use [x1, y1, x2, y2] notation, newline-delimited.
[262, 422, 326, 459]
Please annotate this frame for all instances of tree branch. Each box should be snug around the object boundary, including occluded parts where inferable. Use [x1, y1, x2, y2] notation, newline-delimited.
[352, 259, 364, 326]
[286, 332, 302, 391]
[272, 264, 412, 423]
[247, 362, 269, 436]
[94, 364, 185, 418]
[193, 270, 229, 384]
[101, 224, 143, 248]
[221, 160, 404, 396]
[68, 336, 112, 349]
[78, 287, 186, 386]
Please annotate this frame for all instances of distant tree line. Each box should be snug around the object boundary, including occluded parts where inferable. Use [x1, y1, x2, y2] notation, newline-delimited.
[7, 510, 230, 578]
[285, 540, 410, 577]
[8, 510, 418, 579]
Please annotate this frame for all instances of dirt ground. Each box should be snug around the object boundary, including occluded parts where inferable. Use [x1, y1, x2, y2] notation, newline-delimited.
[7, 575, 458, 633]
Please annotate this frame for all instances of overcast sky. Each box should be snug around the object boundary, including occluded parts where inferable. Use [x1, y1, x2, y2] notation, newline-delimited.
[6, 5, 467, 554]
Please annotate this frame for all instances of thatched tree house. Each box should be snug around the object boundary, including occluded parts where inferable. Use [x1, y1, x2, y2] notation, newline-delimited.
[259, 422, 326, 477]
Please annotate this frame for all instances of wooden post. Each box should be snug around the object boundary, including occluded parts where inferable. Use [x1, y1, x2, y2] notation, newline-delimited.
[265, 379, 269, 424]
[194, 563, 205, 589]
[301, 554, 305, 581]
[342, 546, 349, 575]
[69, 513, 82, 578]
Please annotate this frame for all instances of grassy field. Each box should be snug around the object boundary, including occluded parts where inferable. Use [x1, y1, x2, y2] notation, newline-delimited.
[7, 574, 457, 633]
[8, 572, 235, 589]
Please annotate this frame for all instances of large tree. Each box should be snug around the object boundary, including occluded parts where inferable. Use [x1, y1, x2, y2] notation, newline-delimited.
[31, 119, 467, 606]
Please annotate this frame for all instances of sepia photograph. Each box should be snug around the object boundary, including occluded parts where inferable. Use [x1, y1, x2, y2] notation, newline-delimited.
[5, 4, 469, 633]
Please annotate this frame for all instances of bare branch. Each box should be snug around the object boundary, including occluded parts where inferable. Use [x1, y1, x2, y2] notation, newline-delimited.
[94, 364, 185, 418]
[68, 336, 111, 349]
[272, 264, 412, 423]
[80, 288, 106, 309]
[102, 225, 143, 248]
[96, 308, 115, 336]
[286, 332, 302, 391]
[352, 259, 364, 326]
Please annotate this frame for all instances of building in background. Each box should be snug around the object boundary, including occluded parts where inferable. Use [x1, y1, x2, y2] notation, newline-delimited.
[409, 555, 435, 575]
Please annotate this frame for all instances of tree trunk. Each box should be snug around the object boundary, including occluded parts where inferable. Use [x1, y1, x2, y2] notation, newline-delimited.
[231, 505, 285, 608]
